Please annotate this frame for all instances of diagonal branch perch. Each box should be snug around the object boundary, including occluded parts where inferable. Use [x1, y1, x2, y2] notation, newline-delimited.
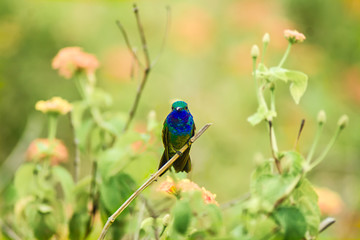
[97, 123, 212, 240]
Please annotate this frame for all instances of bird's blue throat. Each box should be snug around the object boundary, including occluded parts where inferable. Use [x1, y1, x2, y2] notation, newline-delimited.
[167, 110, 194, 135]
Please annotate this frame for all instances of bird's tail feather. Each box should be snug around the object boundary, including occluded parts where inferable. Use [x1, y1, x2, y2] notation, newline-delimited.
[158, 148, 192, 176]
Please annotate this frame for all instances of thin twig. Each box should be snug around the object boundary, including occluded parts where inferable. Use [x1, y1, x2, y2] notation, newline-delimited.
[293, 119, 305, 150]
[116, 20, 144, 69]
[151, 6, 171, 68]
[98, 123, 212, 240]
[140, 196, 160, 240]
[123, 4, 152, 132]
[274, 174, 302, 208]
[319, 217, 336, 233]
[133, 4, 150, 68]
[84, 160, 99, 239]
[0, 220, 21, 240]
[134, 201, 146, 240]
[268, 121, 281, 173]
[220, 192, 251, 210]
[69, 114, 80, 183]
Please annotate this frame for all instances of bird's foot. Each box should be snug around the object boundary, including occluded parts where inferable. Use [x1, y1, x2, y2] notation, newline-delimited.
[176, 151, 183, 156]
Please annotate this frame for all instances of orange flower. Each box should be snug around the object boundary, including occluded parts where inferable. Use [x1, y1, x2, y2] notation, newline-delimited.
[52, 47, 99, 79]
[201, 187, 218, 205]
[35, 97, 72, 115]
[315, 186, 344, 216]
[26, 138, 68, 165]
[284, 29, 306, 44]
[157, 176, 177, 194]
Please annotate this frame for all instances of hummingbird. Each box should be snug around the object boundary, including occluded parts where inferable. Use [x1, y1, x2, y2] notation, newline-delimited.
[158, 101, 196, 175]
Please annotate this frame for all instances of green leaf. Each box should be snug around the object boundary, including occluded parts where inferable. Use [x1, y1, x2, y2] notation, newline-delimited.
[274, 206, 307, 240]
[269, 67, 288, 82]
[172, 200, 192, 235]
[250, 159, 272, 195]
[248, 105, 267, 126]
[71, 101, 88, 128]
[203, 204, 223, 234]
[52, 166, 75, 203]
[291, 179, 320, 238]
[89, 88, 113, 108]
[14, 163, 38, 198]
[101, 112, 127, 136]
[188, 230, 208, 240]
[285, 70, 308, 104]
[252, 174, 297, 209]
[247, 112, 265, 126]
[280, 151, 304, 176]
[247, 214, 277, 240]
[99, 172, 136, 214]
[76, 119, 94, 152]
[69, 211, 90, 240]
[97, 147, 126, 180]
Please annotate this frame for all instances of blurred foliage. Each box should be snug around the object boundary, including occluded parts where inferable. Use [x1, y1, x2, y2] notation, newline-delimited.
[0, 0, 360, 239]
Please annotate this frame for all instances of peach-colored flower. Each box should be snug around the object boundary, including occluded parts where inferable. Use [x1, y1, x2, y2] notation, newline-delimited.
[26, 138, 68, 165]
[177, 179, 200, 192]
[157, 177, 218, 205]
[52, 47, 99, 79]
[315, 186, 344, 215]
[284, 29, 306, 44]
[157, 176, 177, 194]
[35, 97, 72, 115]
[201, 187, 218, 205]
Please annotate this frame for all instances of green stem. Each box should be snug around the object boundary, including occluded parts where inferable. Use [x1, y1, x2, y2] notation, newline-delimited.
[278, 43, 292, 68]
[308, 127, 342, 172]
[75, 75, 86, 100]
[48, 114, 58, 141]
[252, 57, 258, 92]
[261, 42, 268, 64]
[270, 126, 279, 154]
[306, 123, 324, 163]
[270, 88, 276, 114]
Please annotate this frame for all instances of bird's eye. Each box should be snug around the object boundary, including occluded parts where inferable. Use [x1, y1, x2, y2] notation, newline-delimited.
[172, 107, 174, 110]
[185, 106, 188, 110]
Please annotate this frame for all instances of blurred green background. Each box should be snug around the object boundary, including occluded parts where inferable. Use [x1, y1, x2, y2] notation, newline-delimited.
[1, 0, 359, 238]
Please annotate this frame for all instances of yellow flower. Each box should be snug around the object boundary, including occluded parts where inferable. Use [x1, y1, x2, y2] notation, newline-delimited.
[284, 29, 306, 44]
[35, 97, 72, 115]
[52, 47, 99, 79]
[26, 138, 68, 165]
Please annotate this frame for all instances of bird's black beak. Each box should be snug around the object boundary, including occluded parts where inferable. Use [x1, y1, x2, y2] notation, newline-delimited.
[176, 107, 181, 111]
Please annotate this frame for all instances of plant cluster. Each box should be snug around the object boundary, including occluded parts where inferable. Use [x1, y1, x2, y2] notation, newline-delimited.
[0, 7, 348, 240]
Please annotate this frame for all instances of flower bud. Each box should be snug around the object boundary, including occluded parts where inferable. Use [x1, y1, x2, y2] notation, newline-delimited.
[262, 33, 270, 44]
[337, 114, 349, 130]
[162, 214, 171, 227]
[251, 45, 260, 59]
[317, 110, 326, 125]
[284, 29, 306, 44]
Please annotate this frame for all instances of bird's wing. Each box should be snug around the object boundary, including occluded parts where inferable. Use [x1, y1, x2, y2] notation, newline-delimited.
[159, 122, 169, 174]
[162, 120, 168, 148]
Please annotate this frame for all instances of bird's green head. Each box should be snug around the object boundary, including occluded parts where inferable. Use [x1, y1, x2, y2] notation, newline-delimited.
[171, 101, 189, 112]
